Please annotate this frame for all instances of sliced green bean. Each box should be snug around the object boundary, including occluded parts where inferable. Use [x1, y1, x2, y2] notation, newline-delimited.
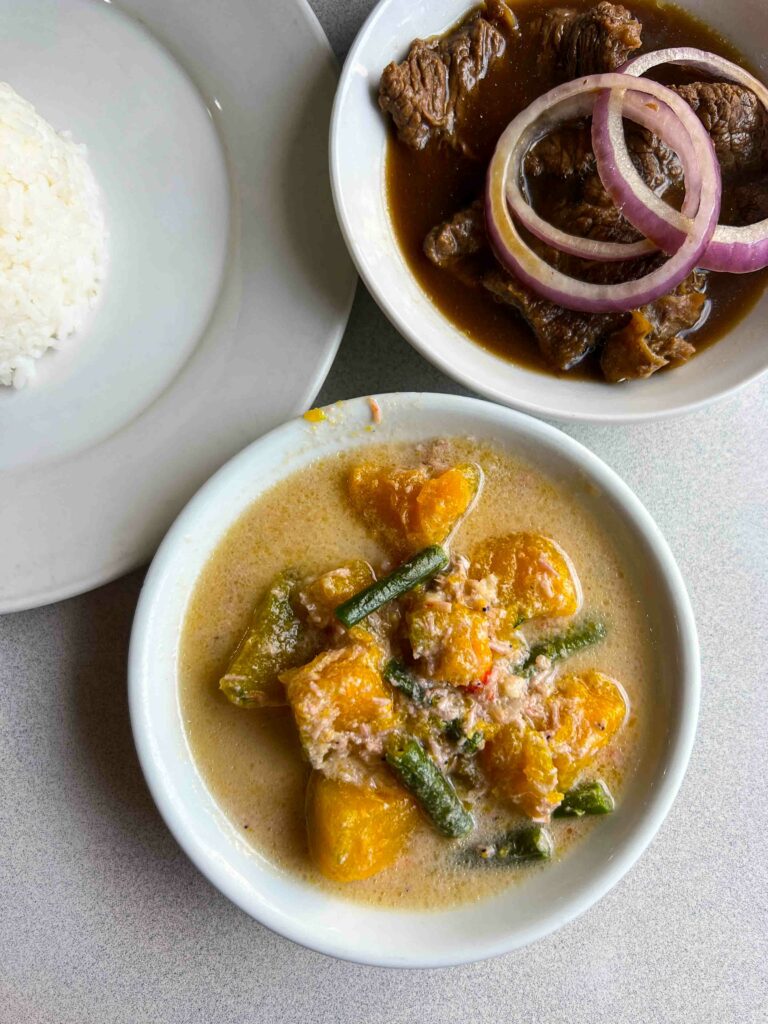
[219, 570, 318, 708]
[385, 735, 474, 838]
[335, 545, 449, 628]
[384, 659, 428, 704]
[553, 779, 615, 818]
[521, 619, 606, 677]
[466, 826, 553, 866]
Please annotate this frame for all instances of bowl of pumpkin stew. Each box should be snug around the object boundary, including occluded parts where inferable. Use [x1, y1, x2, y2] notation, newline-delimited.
[128, 393, 699, 965]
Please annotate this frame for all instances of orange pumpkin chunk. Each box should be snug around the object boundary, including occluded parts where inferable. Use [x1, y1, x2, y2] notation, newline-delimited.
[547, 669, 627, 790]
[348, 462, 481, 557]
[481, 722, 562, 821]
[298, 560, 376, 627]
[471, 532, 581, 622]
[280, 640, 395, 764]
[408, 599, 492, 686]
[306, 773, 418, 882]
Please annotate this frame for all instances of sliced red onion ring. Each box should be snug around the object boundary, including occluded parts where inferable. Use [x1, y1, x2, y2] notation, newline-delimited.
[487, 73, 721, 313]
[591, 88, 702, 255]
[600, 47, 768, 272]
[510, 89, 701, 262]
[509, 92, 655, 262]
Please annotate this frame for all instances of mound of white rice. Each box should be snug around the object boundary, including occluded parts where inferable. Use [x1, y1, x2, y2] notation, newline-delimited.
[0, 83, 106, 389]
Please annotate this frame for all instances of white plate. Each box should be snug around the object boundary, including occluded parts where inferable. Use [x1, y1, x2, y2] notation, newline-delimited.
[0, 0, 355, 612]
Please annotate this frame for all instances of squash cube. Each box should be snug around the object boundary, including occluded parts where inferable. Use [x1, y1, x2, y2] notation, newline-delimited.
[306, 772, 418, 881]
[481, 722, 562, 821]
[547, 669, 628, 790]
[471, 532, 581, 622]
[298, 560, 376, 627]
[348, 462, 481, 557]
[280, 640, 395, 765]
[408, 599, 492, 687]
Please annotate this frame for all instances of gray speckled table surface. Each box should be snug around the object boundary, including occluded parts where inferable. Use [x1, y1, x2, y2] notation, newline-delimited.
[2, 1, 768, 1021]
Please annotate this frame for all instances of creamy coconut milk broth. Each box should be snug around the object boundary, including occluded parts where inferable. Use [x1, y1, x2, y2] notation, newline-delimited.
[179, 438, 653, 910]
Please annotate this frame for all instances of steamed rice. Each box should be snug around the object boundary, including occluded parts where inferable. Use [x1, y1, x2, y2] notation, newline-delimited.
[0, 83, 106, 389]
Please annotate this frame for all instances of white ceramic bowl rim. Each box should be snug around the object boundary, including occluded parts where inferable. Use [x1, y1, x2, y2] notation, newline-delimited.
[329, 0, 768, 424]
[129, 393, 700, 967]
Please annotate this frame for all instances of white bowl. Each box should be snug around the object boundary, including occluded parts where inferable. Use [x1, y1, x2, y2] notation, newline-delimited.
[128, 393, 699, 967]
[330, 0, 768, 423]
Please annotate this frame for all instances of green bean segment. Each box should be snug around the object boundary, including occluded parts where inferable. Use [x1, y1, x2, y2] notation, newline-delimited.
[468, 826, 553, 866]
[521, 619, 607, 677]
[553, 780, 615, 818]
[219, 570, 317, 708]
[384, 659, 428, 704]
[386, 735, 474, 838]
[335, 545, 449, 628]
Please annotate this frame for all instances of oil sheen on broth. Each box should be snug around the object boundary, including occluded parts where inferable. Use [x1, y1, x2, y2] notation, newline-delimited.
[179, 439, 653, 910]
[385, 0, 768, 380]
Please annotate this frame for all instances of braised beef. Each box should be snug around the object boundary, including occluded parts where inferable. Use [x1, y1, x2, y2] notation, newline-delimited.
[643, 269, 708, 337]
[626, 126, 683, 194]
[525, 121, 681, 194]
[729, 179, 768, 225]
[423, 200, 486, 266]
[533, 2, 641, 80]
[485, 0, 519, 32]
[672, 82, 768, 175]
[422, 201, 623, 368]
[482, 268, 625, 368]
[601, 312, 691, 380]
[485, 266, 706, 374]
[601, 272, 707, 380]
[545, 172, 643, 243]
[524, 84, 767, 185]
[378, 12, 506, 152]
[524, 123, 596, 179]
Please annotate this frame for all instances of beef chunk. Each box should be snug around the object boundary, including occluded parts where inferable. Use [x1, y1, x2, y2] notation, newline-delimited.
[524, 123, 596, 179]
[671, 82, 768, 175]
[423, 200, 486, 265]
[600, 312, 691, 380]
[525, 121, 681, 194]
[729, 178, 768, 225]
[421, 193, 643, 274]
[643, 269, 708, 337]
[483, 262, 705, 375]
[482, 268, 625, 369]
[533, 2, 642, 80]
[626, 126, 683, 194]
[378, 11, 506, 152]
[601, 271, 707, 381]
[546, 172, 643, 243]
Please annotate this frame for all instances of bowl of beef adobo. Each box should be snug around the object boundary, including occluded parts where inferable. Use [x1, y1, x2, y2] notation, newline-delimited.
[330, 0, 768, 421]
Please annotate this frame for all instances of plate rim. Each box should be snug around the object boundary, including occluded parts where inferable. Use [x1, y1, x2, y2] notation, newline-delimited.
[0, 0, 356, 614]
